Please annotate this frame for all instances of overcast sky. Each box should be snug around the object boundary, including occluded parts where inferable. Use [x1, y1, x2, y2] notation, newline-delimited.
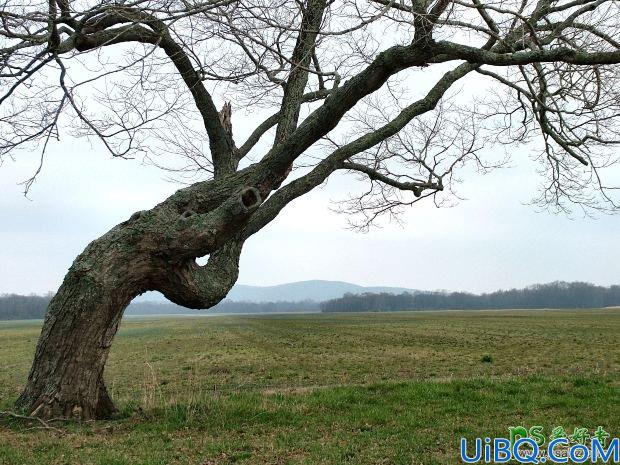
[1, 128, 619, 296]
[3, 14, 619, 298]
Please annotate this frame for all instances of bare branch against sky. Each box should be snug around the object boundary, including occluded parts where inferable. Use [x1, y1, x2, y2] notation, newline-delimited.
[1, 0, 619, 293]
[2, 0, 620, 419]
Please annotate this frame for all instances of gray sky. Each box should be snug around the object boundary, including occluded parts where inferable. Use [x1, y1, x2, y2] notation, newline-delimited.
[3, 14, 618, 298]
[1, 132, 619, 296]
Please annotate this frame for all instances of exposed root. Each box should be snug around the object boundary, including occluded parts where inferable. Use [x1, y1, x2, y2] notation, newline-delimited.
[0, 410, 66, 435]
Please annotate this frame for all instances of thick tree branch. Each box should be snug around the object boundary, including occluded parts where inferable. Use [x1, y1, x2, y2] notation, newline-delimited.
[273, 0, 327, 145]
[237, 89, 333, 160]
[160, 186, 262, 258]
[156, 240, 243, 309]
[256, 43, 433, 180]
[63, 10, 236, 176]
[8, 0, 620, 423]
[244, 62, 477, 237]
[433, 41, 620, 66]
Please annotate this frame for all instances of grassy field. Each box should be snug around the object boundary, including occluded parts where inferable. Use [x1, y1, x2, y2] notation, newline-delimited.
[0, 309, 618, 464]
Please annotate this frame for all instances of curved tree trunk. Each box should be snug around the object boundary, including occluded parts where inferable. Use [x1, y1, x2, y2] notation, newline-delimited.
[15, 219, 160, 419]
[15, 265, 135, 419]
[16, 179, 262, 420]
[14, 0, 327, 418]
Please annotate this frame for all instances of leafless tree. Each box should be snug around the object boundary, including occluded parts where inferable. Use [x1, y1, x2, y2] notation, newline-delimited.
[2, 0, 619, 419]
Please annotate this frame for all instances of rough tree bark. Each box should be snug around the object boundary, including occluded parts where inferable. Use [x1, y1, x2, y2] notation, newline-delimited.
[5, 0, 620, 420]
[16, 176, 262, 419]
[15, 0, 332, 421]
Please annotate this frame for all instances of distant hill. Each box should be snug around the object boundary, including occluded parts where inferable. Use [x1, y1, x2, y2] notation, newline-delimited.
[136, 280, 418, 303]
[226, 280, 417, 302]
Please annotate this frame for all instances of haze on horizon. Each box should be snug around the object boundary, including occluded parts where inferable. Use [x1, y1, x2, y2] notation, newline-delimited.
[2, 131, 619, 298]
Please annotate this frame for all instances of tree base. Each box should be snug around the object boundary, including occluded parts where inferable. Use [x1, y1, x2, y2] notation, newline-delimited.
[17, 379, 117, 420]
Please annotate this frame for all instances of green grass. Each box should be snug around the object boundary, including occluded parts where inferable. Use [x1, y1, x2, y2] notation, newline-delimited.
[0, 309, 618, 464]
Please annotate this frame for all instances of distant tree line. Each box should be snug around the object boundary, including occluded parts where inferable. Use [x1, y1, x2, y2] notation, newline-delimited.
[0, 294, 53, 320]
[0, 294, 319, 320]
[3, 282, 618, 320]
[320, 282, 620, 313]
[125, 300, 319, 316]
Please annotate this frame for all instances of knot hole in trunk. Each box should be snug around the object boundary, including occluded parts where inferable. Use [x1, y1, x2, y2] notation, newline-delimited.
[240, 187, 262, 210]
